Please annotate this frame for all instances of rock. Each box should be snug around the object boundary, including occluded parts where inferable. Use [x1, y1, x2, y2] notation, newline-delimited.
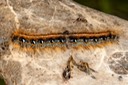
[0, 0, 128, 85]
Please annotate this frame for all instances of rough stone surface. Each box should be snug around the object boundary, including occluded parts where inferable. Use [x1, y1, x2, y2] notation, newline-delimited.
[0, 0, 128, 85]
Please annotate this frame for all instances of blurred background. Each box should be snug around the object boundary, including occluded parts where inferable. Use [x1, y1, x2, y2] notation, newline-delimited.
[74, 0, 128, 20]
[0, 0, 128, 85]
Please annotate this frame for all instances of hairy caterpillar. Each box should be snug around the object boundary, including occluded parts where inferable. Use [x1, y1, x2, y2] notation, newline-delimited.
[9, 29, 121, 80]
[10, 29, 120, 52]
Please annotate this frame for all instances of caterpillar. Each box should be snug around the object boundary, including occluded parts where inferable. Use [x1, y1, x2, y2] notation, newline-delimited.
[10, 29, 120, 52]
[9, 29, 121, 80]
